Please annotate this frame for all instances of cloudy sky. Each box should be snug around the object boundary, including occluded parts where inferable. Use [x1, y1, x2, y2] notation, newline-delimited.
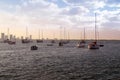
[0, 0, 120, 39]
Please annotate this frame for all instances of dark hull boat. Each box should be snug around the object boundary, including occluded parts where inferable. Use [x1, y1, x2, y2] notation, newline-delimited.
[99, 44, 104, 47]
[3, 39, 10, 43]
[31, 45, 38, 50]
[36, 40, 43, 43]
[51, 40, 55, 43]
[22, 39, 30, 43]
[8, 41, 16, 45]
[59, 41, 63, 46]
[3, 39, 16, 45]
[47, 43, 53, 46]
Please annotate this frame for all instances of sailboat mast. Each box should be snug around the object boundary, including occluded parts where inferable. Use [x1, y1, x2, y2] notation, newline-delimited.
[38, 29, 40, 39]
[68, 32, 70, 40]
[42, 30, 43, 40]
[26, 27, 28, 39]
[95, 13, 97, 42]
[7, 28, 9, 39]
[64, 27, 66, 40]
[59, 26, 62, 40]
[84, 27, 85, 41]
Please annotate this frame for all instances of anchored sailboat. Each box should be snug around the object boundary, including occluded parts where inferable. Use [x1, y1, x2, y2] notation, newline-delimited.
[59, 26, 63, 46]
[77, 27, 86, 48]
[36, 29, 43, 43]
[4, 28, 16, 45]
[88, 13, 99, 49]
[22, 27, 30, 44]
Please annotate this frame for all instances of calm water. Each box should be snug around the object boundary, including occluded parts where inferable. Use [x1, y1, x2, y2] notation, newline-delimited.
[0, 40, 120, 80]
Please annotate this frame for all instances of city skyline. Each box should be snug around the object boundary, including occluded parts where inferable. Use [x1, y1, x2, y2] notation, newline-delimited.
[0, 0, 120, 40]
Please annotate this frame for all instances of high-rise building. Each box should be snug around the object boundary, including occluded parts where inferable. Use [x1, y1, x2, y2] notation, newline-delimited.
[1, 33, 5, 40]
[10, 34, 13, 40]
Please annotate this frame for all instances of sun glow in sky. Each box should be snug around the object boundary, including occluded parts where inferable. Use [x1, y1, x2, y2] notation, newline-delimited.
[0, 0, 120, 39]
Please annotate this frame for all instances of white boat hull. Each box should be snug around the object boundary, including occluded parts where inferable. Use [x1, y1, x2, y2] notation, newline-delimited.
[76, 44, 85, 48]
[88, 44, 99, 49]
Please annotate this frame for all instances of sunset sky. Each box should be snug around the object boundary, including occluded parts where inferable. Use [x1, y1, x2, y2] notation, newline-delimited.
[0, 0, 120, 40]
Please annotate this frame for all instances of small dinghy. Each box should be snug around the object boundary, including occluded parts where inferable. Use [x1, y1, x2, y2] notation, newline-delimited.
[99, 44, 104, 47]
[31, 45, 38, 50]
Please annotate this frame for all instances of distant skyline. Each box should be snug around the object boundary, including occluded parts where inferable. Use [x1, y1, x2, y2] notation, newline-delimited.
[0, 0, 120, 40]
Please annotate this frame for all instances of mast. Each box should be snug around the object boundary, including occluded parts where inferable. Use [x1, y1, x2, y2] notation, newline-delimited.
[7, 28, 9, 39]
[59, 26, 62, 40]
[68, 32, 70, 40]
[95, 13, 97, 42]
[64, 27, 66, 40]
[26, 27, 28, 39]
[41, 30, 43, 40]
[84, 27, 85, 41]
[38, 29, 40, 39]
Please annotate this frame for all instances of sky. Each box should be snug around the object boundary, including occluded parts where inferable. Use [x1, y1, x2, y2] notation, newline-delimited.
[0, 0, 120, 40]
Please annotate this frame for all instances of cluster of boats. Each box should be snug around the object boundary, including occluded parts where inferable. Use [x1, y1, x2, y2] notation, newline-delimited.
[30, 39, 104, 50]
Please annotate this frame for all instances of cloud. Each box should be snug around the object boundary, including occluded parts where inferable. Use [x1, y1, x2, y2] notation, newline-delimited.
[0, 0, 120, 39]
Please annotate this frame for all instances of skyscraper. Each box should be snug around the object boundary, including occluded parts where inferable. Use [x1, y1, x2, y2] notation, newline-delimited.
[1, 33, 5, 40]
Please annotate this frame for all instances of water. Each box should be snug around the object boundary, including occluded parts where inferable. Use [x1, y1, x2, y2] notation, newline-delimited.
[0, 40, 120, 80]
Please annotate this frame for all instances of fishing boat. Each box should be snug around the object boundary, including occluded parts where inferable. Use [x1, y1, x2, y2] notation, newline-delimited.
[88, 13, 99, 49]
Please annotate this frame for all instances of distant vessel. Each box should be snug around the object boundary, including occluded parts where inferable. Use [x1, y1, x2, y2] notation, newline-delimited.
[47, 43, 53, 46]
[77, 28, 86, 48]
[88, 13, 99, 49]
[4, 28, 16, 45]
[22, 39, 30, 43]
[77, 40, 85, 48]
[62, 27, 69, 44]
[97, 29, 104, 47]
[59, 41, 63, 46]
[31, 45, 38, 50]
[22, 27, 31, 44]
[36, 29, 43, 43]
[58, 26, 63, 46]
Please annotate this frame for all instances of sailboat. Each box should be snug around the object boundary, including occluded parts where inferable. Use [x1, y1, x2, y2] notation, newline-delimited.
[4, 28, 16, 45]
[59, 26, 63, 46]
[88, 13, 99, 49]
[77, 27, 86, 48]
[50, 33, 56, 43]
[97, 29, 104, 47]
[22, 27, 30, 44]
[36, 29, 43, 43]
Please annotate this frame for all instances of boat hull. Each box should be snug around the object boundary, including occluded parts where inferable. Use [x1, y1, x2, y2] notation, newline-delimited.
[88, 44, 99, 49]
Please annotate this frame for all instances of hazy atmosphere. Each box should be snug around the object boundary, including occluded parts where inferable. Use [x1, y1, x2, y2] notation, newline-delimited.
[0, 0, 120, 39]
